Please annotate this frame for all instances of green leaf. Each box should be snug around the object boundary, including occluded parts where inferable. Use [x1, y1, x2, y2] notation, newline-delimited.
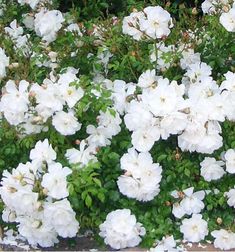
[97, 192, 105, 202]
[85, 194, 92, 208]
[93, 178, 102, 187]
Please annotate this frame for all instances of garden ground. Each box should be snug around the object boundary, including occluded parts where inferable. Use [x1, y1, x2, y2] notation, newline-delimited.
[0, 236, 231, 251]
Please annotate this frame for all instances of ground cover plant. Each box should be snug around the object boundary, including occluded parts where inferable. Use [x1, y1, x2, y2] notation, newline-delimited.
[0, 0, 235, 250]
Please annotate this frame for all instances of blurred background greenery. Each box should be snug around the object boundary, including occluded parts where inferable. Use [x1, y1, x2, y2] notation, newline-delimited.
[58, 0, 204, 19]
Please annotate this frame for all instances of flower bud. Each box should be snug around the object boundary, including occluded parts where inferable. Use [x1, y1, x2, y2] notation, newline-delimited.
[216, 217, 222, 225]
[192, 7, 198, 15]
[75, 139, 81, 145]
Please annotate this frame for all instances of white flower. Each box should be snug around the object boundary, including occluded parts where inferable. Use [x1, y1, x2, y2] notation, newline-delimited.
[31, 82, 64, 120]
[5, 19, 23, 39]
[224, 149, 235, 173]
[57, 70, 84, 108]
[137, 69, 157, 88]
[142, 78, 185, 117]
[66, 23, 83, 36]
[65, 140, 97, 166]
[14, 34, 31, 56]
[20, 116, 45, 136]
[131, 126, 160, 152]
[22, 14, 35, 29]
[184, 62, 212, 85]
[117, 149, 162, 201]
[30, 139, 56, 164]
[0, 162, 37, 210]
[180, 214, 208, 242]
[180, 48, 201, 70]
[171, 188, 205, 219]
[178, 119, 223, 154]
[14, 190, 39, 215]
[99, 209, 145, 249]
[220, 7, 235, 32]
[0, 47, 9, 79]
[200, 157, 225, 181]
[120, 147, 141, 172]
[97, 109, 121, 138]
[2, 208, 16, 223]
[0, 183, 39, 216]
[221, 90, 235, 121]
[172, 203, 185, 219]
[111, 80, 136, 115]
[52, 110, 81, 135]
[34, 9, 64, 43]
[211, 229, 235, 250]
[220, 71, 235, 92]
[225, 187, 235, 207]
[122, 11, 145, 41]
[44, 199, 79, 238]
[124, 100, 154, 131]
[139, 6, 173, 39]
[180, 187, 205, 216]
[149, 235, 178, 252]
[41, 162, 72, 199]
[0, 80, 29, 125]
[159, 112, 187, 140]
[86, 125, 111, 147]
[59, 83, 84, 108]
[18, 216, 59, 247]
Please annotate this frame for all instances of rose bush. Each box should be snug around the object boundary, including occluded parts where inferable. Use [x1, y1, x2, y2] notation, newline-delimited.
[0, 0, 235, 250]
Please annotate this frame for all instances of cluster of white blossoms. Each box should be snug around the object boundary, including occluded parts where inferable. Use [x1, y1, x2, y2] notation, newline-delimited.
[150, 42, 176, 71]
[149, 41, 203, 74]
[0, 0, 235, 249]
[170, 188, 210, 244]
[5, 20, 31, 56]
[199, 147, 235, 250]
[104, 79, 136, 115]
[171, 187, 205, 219]
[201, 0, 230, 14]
[0, 47, 9, 79]
[99, 209, 146, 249]
[86, 109, 121, 148]
[123, 62, 235, 154]
[202, 0, 235, 32]
[117, 148, 162, 201]
[66, 108, 121, 168]
[0, 68, 84, 135]
[122, 6, 173, 40]
[6, 2, 64, 44]
[179, 60, 225, 153]
[0, 139, 79, 247]
[200, 148, 235, 182]
[125, 70, 187, 153]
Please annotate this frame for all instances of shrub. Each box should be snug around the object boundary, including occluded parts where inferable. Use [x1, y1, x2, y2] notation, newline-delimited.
[0, 0, 235, 250]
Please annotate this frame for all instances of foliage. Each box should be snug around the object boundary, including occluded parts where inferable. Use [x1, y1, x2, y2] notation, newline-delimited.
[0, 0, 235, 249]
